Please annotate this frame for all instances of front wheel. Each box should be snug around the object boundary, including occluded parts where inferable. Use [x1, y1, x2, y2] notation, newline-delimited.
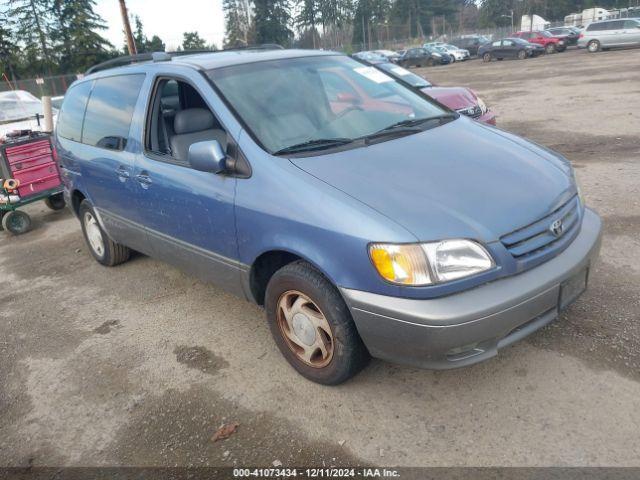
[482, 53, 491, 62]
[2, 210, 31, 235]
[265, 261, 370, 385]
[517, 49, 527, 60]
[546, 43, 556, 54]
[79, 200, 131, 266]
[587, 40, 601, 53]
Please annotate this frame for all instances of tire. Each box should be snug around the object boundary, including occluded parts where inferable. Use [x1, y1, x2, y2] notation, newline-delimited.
[546, 43, 556, 54]
[0, 210, 5, 231]
[265, 261, 370, 385]
[79, 200, 130, 266]
[587, 40, 601, 53]
[517, 49, 527, 60]
[482, 53, 491, 62]
[2, 210, 31, 235]
[45, 192, 66, 211]
[426, 58, 434, 67]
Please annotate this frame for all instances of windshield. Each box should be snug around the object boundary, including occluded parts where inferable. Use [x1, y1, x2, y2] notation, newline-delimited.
[209, 55, 448, 154]
[375, 63, 432, 88]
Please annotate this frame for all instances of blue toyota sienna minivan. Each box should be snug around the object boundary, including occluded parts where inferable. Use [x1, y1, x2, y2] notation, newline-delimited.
[55, 49, 602, 384]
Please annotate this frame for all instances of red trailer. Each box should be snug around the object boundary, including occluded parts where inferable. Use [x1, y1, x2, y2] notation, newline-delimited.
[0, 131, 65, 235]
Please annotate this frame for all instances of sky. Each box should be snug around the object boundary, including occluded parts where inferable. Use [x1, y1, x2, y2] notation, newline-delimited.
[95, 0, 226, 51]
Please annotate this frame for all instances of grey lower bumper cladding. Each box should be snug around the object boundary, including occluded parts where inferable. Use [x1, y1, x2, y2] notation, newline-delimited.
[341, 208, 602, 369]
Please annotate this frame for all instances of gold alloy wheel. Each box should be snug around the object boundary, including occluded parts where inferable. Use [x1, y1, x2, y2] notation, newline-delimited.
[276, 290, 334, 368]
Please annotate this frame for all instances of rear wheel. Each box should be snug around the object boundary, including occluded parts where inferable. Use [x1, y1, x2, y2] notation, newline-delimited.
[79, 200, 130, 266]
[45, 193, 66, 211]
[2, 210, 31, 235]
[265, 261, 370, 385]
[482, 53, 492, 62]
[546, 43, 556, 54]
[517, 49, 527, 60]
[587, 40, 601, 53]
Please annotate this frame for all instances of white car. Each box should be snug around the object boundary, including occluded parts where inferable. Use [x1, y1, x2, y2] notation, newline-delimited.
[439, 44, 471, 61]
[0, 90, 57, 139]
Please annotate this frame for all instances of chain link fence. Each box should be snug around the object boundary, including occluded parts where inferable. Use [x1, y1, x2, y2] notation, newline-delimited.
[0, 73, 83, 98]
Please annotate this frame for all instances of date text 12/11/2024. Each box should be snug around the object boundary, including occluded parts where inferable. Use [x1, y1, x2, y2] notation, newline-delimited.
[232, 467, 401, 478]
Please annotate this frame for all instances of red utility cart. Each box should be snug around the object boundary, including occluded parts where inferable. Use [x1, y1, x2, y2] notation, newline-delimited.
[0, 132, 65, 235]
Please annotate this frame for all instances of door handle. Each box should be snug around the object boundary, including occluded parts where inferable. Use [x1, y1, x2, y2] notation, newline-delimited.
[135, 172, 153, 189]
[116, 166, 130, 181]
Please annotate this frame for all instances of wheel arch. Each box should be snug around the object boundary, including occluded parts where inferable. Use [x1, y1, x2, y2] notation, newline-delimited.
[70, 189, 87, 217]
[248, 248, 338, 306]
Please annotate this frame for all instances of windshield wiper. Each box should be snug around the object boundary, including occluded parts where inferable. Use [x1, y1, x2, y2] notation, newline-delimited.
[362, 114, 457, 144]
[273, 137, 355, 155]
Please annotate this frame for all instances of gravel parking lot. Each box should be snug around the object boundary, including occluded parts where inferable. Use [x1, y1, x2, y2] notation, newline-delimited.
[1, 47, 639, 468]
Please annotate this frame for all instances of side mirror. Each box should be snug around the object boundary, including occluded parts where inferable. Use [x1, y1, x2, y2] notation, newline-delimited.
[188, 140, 226, 174]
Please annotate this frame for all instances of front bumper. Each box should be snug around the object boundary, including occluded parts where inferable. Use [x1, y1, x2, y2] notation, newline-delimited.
[341, 208, 602, 370]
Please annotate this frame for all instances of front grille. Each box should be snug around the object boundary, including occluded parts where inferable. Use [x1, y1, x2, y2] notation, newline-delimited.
[501, 196, 581, 262]
[457, 105, 482, 119]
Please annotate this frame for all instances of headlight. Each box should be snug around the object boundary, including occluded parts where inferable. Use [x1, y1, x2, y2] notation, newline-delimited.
[369, 240, 494, 286]
[432, 53, 442, 58]
[477, 97, 488, 114]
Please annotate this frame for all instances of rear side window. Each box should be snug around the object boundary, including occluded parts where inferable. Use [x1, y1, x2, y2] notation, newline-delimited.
[57, 81, 92, 142]
[82, 74, 145, 151]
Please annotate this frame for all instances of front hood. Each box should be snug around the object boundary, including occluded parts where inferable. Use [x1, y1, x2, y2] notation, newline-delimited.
[422, 86, 477, 111]
[291, 118, 575, 243]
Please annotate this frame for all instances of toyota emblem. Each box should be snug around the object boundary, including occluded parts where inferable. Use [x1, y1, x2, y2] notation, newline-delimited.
[550, 219, 564, 237]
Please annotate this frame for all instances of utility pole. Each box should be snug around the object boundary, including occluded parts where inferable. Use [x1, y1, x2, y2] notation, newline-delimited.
[119, 0, 137, 56]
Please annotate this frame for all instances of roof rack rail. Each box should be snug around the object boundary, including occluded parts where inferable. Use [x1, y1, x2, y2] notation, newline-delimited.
[223, 43, 284, 51]
[85, 45, 284, 75]
[85, 52, 173, 74]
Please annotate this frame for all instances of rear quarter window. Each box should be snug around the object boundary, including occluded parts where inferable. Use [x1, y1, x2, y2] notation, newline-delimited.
[57, 81, 93, 142]
[81, 74, 145, 151]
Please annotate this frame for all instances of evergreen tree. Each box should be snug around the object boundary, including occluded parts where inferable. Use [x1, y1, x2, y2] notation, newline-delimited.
[296, 0, 321, 47]
[223, 0, 252, 47]
[252, 0, 293, 46]
[182, 31, 208, 50]
[7, 0, 53, 76]
[132, 15, 148, 53]
[146, 35, 166, 52]
[0, 8, 19, 80]
[352, 0, 389, 48]
[51, 0, 113, 73]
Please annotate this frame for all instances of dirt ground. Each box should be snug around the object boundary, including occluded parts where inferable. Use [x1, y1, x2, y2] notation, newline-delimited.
[1, 47, 640, 469]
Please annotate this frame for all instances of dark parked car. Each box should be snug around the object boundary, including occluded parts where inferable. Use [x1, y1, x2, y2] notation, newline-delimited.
[398, 47, 451, 68]
[451, 35, 491, 56]
[546, 27, 580, 46]
[479, 37, 544, 62]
